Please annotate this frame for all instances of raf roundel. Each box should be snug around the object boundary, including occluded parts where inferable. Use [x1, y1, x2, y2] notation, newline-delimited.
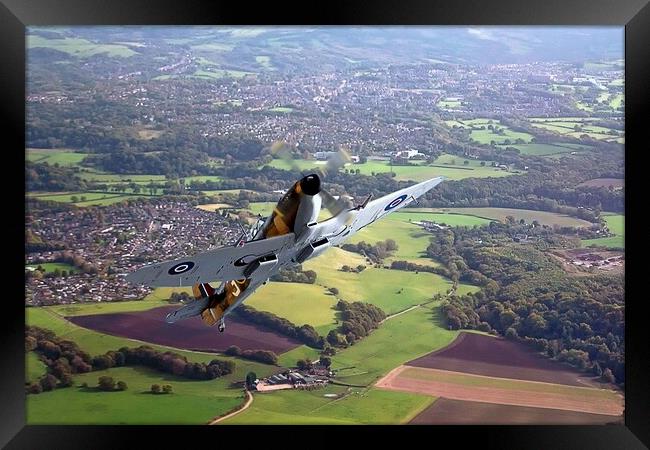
[168, 261, 195, 275]
[384, 194, 408, 211]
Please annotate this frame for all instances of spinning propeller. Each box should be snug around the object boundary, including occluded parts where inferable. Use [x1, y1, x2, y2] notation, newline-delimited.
[270, 141, 352, 217]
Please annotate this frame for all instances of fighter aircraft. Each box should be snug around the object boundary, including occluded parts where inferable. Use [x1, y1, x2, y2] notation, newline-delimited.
[126, 152, 444, 332]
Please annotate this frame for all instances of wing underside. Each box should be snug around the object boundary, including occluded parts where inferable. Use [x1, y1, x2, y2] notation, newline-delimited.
[125, 232, 296, 287]
[327, 176, 444, 246]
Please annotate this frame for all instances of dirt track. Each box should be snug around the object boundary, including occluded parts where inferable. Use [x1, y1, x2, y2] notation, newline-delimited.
[409, 398, 623, 425]
[209, 390, 253, 424]
[376, 366, 624, 416]
[69, 305, 303, 354]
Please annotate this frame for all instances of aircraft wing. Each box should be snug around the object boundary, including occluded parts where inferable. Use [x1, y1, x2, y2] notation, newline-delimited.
[328, 176, 444, 246]
[125, 232, 296, 287]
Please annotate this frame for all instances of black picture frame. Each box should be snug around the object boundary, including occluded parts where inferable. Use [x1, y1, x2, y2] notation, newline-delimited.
[3, 0, 648, 448]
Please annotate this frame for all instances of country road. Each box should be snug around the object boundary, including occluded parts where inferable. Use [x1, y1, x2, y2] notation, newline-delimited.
[209, 390, 253, 425]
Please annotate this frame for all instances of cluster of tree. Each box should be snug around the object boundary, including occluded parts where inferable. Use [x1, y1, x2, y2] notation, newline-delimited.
[26, 326, 94, 394]
[25, 233, 66, 254]
[169, 292, 193, 303]
[84, 148, 212, 178]
[224, 346, 278, 365]
[326, 300, 386, 348]
[340, 265, 367, 273]
[341, 239, 398, 263]
[26, 163, 87, 192]
[117, 345, 235, 380]
[94, 376, 128, 392]
[150, 384, 173, 394]
[54, 250, 99, 275]
[425, 221, 584, 283]
[296, 359, 313, 370]
[390, 260, 452, 278]
[439, 237, 624, 385]
[419, 154, 622, 216]
[234, 305, 325, 348]
[270, 265, 317, 284]
[245, 372, 257, 389]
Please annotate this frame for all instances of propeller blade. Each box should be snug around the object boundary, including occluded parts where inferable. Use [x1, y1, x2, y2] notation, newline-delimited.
[319, 187, 348, 217]
[317, 148, 352, 179]
[270, 140, 302, 174]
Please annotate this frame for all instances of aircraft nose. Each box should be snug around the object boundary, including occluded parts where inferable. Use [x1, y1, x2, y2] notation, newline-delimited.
[300, 173, 321, 196]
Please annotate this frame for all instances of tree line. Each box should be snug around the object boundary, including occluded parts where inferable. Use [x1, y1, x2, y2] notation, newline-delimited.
[270, 265, 317, 284]
[224, 346, 278, 365]
[233, 305, 325, 348]
[25, 326, 235, 394]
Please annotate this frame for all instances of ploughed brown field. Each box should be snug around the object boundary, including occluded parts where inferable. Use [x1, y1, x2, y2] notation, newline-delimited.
[68, 305, 302, 354]
[409, 398, 623, 425]
[407, 332, 591, 386]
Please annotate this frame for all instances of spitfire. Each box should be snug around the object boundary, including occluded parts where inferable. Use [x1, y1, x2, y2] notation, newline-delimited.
[126, 152, 444, 333]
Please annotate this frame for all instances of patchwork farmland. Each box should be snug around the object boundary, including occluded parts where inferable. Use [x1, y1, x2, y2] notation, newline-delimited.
[375, 332, 624, 423]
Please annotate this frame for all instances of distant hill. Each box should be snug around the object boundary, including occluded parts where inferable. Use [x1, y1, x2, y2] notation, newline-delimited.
[27, 26, 623, 70]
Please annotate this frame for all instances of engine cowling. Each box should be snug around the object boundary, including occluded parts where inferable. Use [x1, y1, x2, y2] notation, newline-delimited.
[294, 190, 322, 240]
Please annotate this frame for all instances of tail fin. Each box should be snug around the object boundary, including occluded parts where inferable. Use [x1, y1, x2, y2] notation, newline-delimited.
[192, 282, 215, 300]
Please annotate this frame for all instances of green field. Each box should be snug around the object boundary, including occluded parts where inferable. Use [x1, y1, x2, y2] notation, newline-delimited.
[331, 304, 459, 386]
[309, 264, 455, 315]
[200, 189, 256, 196]
[268, 107, 294, 113]
[445, 119, 534, 145]
[27, 366, 247, 425]
[26, 149, 88, 166]
[499, 143, 593, 157]
[344, 217, 439, 263]
[412, 207, 594, 228]
[529, 119, 623, 143]
[183, 175, 224, 183]
[276, 345, 322, 368]
[193, 69, 253, 79]
[264, 158, 515, 181]
[245, 202, 276, 216]
[26, 262, 78, 274]
[28, 35, 136, 58]
[31, 192, 126, 204]
[27, 352, 47, 383]
[391, 211, 492, 228]
[26, 306, 280, 424]
[190, 43, 235, 52]
[76, 171, 166, 183]
[246, 282, 339, 333]
[255, 55, 274, 69]
[437, 98, 462, 109]
[582, 214, 624, 249]
[47, 299, 170, 318]
[31, 192, 155, 207]
[223, 385, 433, 424]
